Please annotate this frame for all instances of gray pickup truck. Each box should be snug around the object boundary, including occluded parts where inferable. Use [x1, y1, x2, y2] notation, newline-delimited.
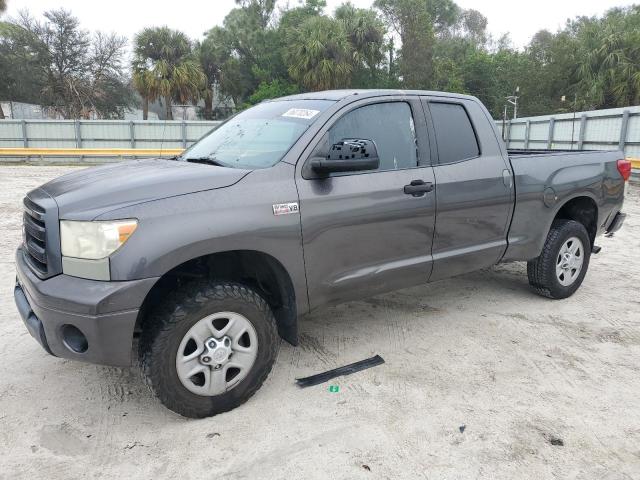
[15, 90, 629, 417]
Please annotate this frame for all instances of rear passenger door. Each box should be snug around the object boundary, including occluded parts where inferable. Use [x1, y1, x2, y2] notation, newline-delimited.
[423, 97, 514, 281]
[296, 97, 436, 309]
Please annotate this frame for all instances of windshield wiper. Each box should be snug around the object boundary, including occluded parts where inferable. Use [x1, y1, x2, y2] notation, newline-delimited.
[184, 156, 229, 167]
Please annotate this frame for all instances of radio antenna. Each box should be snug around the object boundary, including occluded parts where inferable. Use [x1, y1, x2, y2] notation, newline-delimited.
[570, 93, 577, 150]
[159, 99, 168, 158]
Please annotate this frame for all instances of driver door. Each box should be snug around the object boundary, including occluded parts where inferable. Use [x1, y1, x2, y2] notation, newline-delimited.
[296, 97, 437, 309]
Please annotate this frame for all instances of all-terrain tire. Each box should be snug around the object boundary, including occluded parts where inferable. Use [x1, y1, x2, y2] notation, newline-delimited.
[139, 280, 279, 418]
[527, 219, 591, 299]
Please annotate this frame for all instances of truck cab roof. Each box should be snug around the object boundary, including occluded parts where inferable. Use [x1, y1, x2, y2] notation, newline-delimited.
[274, 89, 480, 103]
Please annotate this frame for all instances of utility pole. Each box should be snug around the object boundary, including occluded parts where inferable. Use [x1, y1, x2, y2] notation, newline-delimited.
[506, 86, 520, 119]
[388, 37, 395, 81]
[502, 105, 508, 141]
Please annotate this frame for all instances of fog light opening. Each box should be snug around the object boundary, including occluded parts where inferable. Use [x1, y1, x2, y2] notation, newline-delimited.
[61, 324, 88, 353]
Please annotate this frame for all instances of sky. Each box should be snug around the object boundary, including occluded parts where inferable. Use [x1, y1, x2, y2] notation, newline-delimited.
[2, 0, 638, 49]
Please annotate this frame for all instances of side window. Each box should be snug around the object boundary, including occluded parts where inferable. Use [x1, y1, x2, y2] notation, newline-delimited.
[328, 102, 418, 172]
[429, 102, 480, 164]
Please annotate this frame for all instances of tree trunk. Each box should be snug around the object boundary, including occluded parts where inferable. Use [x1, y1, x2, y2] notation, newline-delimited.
[165, 95, 173, 120]
[204, 90, 213, 120]
[142, 97, 149, 120]
[0, 103, 5, 119]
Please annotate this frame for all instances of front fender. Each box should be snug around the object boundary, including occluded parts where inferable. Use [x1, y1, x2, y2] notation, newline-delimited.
[97, 162, 310, 315]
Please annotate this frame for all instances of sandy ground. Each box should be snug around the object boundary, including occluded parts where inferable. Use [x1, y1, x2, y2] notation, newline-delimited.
[0, 166, 639, 480]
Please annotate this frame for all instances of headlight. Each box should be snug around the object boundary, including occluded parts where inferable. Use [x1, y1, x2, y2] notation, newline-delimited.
[60, 220, 138, 260]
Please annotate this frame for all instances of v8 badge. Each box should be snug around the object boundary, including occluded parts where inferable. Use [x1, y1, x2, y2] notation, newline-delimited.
[272, 202, 299, 216]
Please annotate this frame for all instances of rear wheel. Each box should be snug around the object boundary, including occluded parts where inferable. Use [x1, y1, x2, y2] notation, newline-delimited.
[527, 219, 591, 299]
[139, 281, 279, 418]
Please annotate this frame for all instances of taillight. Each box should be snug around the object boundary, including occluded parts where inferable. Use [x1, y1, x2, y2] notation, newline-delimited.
[617, 159, 631, 182]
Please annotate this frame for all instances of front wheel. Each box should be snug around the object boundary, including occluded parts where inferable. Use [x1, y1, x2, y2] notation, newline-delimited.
[527, 219, 591, 299]
[139, 281, 279, 418]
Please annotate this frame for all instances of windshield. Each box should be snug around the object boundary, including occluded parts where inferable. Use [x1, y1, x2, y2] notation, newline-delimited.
[180, 99, 334, 169]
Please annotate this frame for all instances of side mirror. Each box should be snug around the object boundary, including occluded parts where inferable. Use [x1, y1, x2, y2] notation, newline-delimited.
[310, 138, 380, 174]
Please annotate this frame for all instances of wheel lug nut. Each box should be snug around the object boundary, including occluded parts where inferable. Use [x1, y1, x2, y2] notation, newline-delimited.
[214, 364, 221, 369]
[202, 356, 211, 363]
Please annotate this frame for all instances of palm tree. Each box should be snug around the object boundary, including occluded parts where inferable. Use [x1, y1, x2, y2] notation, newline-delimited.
[132, 27, 205, 120]
[335, 2, 386, 80]
[196, 29, 230, 119]
[574, 7, 640, 109]
[132, 66, 157, 120]
[284, 16, 353, 91]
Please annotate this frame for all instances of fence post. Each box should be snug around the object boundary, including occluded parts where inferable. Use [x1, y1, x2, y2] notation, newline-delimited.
[524, 120, 531, 149]
[577, 114, 587, 150]
[547, 117, 555, 149]
[21, 120, 28, 148]
[619, 110, 630, 154]
[74, 120, 82, 148]
[129, 121, 135, 149]
[181, 120, 187, 148]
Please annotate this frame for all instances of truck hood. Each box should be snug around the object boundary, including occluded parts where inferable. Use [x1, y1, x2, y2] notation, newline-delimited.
[39, 159, 251, 220]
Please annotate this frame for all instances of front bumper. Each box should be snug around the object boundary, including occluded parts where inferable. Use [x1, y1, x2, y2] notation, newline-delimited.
[14, 247, 159, 367]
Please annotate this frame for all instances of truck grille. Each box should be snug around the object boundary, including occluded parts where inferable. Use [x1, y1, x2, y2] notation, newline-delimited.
[23, 196, 48, 275]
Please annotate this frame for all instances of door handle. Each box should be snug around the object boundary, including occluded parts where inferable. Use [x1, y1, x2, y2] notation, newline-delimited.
[404, 180, 434, 197]
[502, 169, 513, 188]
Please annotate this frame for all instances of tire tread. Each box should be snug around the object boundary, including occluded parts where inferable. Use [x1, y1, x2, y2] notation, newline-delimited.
[527, 219, 590, 300]
[139, 281, 278, 418]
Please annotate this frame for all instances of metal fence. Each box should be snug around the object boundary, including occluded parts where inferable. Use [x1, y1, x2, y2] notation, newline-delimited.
[496, 105, 640, 159]
[2, 107, 640, 165]
[0, 119, 221, 163]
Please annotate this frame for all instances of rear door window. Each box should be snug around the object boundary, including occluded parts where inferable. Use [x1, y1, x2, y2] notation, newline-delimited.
[328, 102, 418, 172]
[429, 102, 480, 164]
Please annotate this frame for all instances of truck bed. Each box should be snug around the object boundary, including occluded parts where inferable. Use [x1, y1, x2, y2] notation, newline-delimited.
[508, 148, 600, 157]
[502, 148, 624, 262]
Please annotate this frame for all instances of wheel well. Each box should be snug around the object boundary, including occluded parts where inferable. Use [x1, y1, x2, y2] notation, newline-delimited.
[554, 196, 598, 247]
[135, 250, 298, 348]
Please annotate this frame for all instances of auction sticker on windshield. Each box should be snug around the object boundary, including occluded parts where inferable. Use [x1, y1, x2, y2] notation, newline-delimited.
[282, 108, 320, 120]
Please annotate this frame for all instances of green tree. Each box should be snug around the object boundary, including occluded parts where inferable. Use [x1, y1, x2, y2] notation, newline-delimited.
[335, 2, 386, 86]
[132, 64, 157, 120]
[27, 9, 91, 117]
[376, 0, 435, 89]
[457, 9, 488, 45]
[132, 27, 205, 119]
[203, 4, 285, 106]
[279, 0, 327, 33]
[246, 79, 298, 105]
[196, 30, 230, 119]
[234, 0, 277, 28]
[426, 0, 460, 34]
[200, 25, 251, 107]
[574, 6, 640, 109]
[3, 9, 133, 119]
[0, 20, 47, 118]
[284, 15, 353, 91]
